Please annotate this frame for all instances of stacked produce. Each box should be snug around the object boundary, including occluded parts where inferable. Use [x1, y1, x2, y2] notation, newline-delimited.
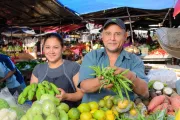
[20, 94, 66, 120]
[18, 81, 60, 104]
[0, 98, 26, 120]
[90, 66, 133, 100]
[145, 80, 180, 116]
[15, 60, 43, 71]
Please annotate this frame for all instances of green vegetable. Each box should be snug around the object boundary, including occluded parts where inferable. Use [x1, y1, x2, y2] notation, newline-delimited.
[90, 66, 133, 100]
[40, 94, 60, 106]
[11, 107, 25, 120]
[31, 101, 43, 115]
[42, 99, 57, 116]
[0, 99, 10, 110]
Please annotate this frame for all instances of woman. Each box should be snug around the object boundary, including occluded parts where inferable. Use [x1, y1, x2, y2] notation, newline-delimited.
[30, 33, 83, 107]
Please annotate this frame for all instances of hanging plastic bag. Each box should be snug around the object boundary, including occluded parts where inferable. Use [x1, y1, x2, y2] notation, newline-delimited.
[147, 69, 178, 88]
[0, 87, 17, 107]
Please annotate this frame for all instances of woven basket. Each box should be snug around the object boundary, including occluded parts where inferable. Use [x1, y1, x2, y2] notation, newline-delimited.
[156, 27, 180, 58]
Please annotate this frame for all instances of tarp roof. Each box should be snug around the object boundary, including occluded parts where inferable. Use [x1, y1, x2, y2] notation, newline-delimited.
[0, 0, 82, 26]
[59, 0, 177, 14]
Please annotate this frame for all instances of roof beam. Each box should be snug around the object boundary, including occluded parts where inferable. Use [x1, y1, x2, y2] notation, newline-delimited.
[85, 13, 166, 20]
[38, 1, 60, 18]
[3, 3, 31, 19]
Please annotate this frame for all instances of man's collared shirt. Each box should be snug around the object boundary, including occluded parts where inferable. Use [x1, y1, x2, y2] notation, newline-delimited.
[78, 48, 149, 103]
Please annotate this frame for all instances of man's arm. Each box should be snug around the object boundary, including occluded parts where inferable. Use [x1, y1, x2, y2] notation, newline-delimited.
[130, 73, 149, 98]
[0, 69, 16, 82]
[80, 77, 101, 93]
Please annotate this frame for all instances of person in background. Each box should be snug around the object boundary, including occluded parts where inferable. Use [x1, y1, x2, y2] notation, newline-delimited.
[146, 30, 153, 45]
[30, 33, 83, 108]
[123, 36, 132, 48]
[78, 18, 149, 103]
[0, 54, 26, 95]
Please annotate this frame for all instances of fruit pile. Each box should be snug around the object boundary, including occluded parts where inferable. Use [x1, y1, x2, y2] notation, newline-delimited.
[18, 81, 60, 104]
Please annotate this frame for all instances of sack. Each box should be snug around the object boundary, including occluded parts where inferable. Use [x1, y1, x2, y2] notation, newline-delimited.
[0, 87, 17, 107]
[147, 69, 178, 88]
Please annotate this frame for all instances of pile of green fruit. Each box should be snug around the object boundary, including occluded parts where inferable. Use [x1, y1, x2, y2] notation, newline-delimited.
[18, 81, 60, 104]
[20, 94, 68, 120]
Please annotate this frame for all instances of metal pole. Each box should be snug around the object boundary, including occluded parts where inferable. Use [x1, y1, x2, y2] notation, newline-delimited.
[126, 7, 134, 44]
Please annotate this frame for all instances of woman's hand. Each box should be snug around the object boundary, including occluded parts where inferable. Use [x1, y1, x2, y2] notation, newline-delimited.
[56, 88, 67, 101]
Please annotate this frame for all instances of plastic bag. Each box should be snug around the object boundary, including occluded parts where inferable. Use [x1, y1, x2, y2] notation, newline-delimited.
[0, 87, 17, 107]
[147, 69, 178, 88]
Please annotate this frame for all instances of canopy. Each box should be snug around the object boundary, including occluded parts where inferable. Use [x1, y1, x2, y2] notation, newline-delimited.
[59, 0, 176, 14]
[173, 0, 180, 17]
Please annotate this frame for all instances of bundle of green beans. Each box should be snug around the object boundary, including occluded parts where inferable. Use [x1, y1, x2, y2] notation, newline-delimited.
[90, 66, 133, 100]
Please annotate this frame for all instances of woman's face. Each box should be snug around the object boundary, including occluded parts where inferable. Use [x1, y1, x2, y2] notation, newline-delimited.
[43, 37, 63, 63]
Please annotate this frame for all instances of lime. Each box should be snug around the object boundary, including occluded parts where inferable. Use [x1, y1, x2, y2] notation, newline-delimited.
[68, 108, 80, 119]
[57, 103, 70, 113]
[80, 112, 92, 120]
[88, 101, 99, 110]
[98, 99, 105, 108]
[77, 103, 91, 113]
[105, 99, 113, 109]
[93, 110, 105, 120]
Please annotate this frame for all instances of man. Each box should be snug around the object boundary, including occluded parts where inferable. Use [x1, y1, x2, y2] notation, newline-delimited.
[78, 18, 149, 102]
[0, 54, 26, 94]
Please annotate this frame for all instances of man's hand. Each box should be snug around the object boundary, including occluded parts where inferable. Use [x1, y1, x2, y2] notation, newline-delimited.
[111, 66, 136, 83]
[56, 88, 67, 101]
[98, 76, 113, 90]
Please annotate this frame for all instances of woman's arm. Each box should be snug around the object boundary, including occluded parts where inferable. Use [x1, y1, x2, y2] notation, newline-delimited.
[30, 74, 38, 84]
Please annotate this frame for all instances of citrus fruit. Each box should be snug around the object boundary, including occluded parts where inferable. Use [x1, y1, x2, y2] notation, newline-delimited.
[103, 96, 111, 101]
[117, 100, 129, 109]
[78, 103, 91, 113]
[111, 106, 118, 116]
[68, 108, 80, 119]
[99, 99, 105, 108]
[112, 96, 120, 105]
[57, 103, 69, 113]
[129, 109, 138, 116]
[93, 110, 105, 120]
[88, 101, 99, 110]
[80, 112, 92, 120]
[105, 99, 113, 109]
[90, 109, 98, 114]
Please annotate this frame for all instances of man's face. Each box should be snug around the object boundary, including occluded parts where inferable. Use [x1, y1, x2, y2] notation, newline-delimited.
[102, 24, 127, 53]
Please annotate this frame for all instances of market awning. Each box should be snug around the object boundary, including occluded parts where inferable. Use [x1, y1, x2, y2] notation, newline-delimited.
[0, 0, 82, 26]
[1, 26, 36, 38]
[173, 0, 180, 17]
[59, 0, 176, 14]
[33, 24, 85, 33]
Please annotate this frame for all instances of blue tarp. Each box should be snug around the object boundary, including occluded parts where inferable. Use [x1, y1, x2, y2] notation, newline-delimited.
[58, 0, 177, 14]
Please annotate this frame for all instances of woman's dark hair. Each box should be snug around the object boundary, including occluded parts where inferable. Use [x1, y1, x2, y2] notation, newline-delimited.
[44, 33, 64, 47]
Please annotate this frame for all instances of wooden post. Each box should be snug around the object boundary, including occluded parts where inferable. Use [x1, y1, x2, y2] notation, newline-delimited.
[126, 7, 134, 45]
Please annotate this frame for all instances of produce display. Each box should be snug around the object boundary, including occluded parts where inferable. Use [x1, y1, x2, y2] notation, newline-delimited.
[15, 60, 43, 71]
[18, 81, 60, 104]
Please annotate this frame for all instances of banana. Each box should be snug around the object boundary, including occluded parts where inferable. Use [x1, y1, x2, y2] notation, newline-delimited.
[42, 81, 51, 90]
[44, 86, 49, 94]
[18, 93, 26, 104]
[22, 85, 31, 97]
[38, 83, 44, 89]
[36, 88, 42, 100]
[50, 83, 60, 95]
[27, 88, 35, 100]
[31, 83, 38, 91]
[19, 97, 26, 105]
[49, 90, 55, 96]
